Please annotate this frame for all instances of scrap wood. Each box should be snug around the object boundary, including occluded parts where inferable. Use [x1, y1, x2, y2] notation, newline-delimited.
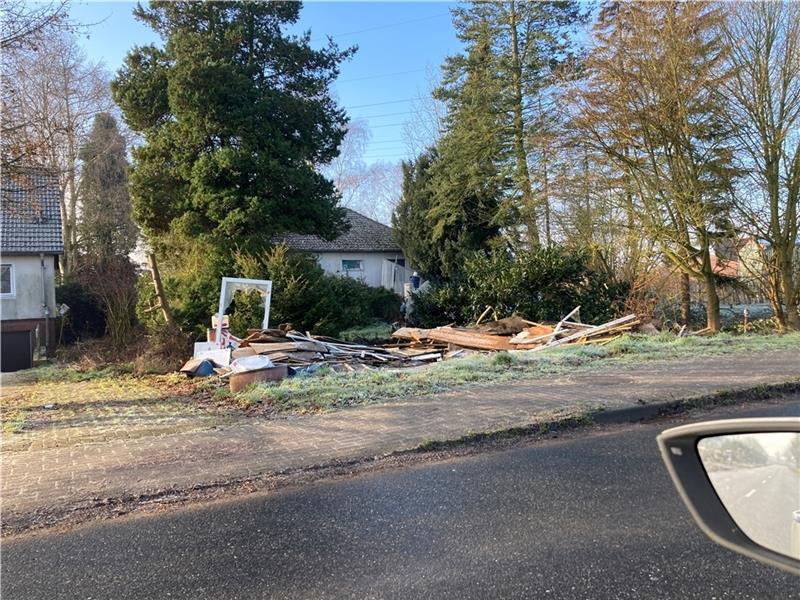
[548, 306, 581, 344]
[474, 305, 494, 326]
[528, 314, 639, 352]
[264, 351, 324, 363]
[248, 341, 328, 354]
[391, 327, 431, 342]
[689, 327, 712, 337]
[386, 347, 443, 358]
[509, 324, 556, 344]
[425, 327, 519, 351]
[473, 315, 530, 335]
[407, 352, 443, 362]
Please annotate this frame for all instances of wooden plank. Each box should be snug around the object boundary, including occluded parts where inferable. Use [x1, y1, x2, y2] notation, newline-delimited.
[408, 352, 443, 362]
[546, 305, 581, 345]
[528, 314, 639, 352]
[249, 341, 327, 354]
[426, 327, 517, 351]
[391, 328, 431, 341]
[509, 324, 555, 344]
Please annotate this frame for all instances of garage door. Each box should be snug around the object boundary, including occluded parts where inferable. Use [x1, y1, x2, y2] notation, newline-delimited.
[1, 330, 33, 372]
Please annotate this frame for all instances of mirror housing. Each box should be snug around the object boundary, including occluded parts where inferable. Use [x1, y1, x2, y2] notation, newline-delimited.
[657, 418, 800, 576]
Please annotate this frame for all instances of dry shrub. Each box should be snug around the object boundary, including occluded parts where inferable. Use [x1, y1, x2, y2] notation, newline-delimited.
[133, 324, 192, 375]
[73, 256, 138, 349]
[54, 333, 147, 371]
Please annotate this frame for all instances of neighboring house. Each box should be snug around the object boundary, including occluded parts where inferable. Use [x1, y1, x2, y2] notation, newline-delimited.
[275, 208, 413, 296]
[0, 169, 63, 371]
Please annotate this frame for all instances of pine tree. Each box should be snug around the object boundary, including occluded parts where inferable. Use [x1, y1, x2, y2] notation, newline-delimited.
[78, 113, 137, 260]
[429, 17, 508, 278]
[440, 1, 585, 246]
[393, 149, 440, 280]
[111, 1, 354, 257]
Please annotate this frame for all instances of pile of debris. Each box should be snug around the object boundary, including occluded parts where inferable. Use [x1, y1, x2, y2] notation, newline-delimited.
[232, 328, 433, 370]
[392, 307, 640, 353]
[182, 306, 641, 391]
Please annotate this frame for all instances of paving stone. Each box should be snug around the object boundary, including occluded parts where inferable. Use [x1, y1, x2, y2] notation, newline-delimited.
[1, 349, 798, 520]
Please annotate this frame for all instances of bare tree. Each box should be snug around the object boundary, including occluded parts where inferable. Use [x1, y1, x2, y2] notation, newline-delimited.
[402, 67, 447, 158]
[1, 29, 113, 275]
[323, 119, 403, 224]
[722, 1, 800, 330]
[0, 0, 70, 50]
[576, 2, 736, 332]
[324, 118, 371, 207]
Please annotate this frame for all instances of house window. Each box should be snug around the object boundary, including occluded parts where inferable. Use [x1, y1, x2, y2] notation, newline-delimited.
[341, 259, 363, 271]
[0, 264, 14, 297]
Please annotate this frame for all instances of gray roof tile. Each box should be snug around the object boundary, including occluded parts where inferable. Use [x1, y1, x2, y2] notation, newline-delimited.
[275, 208, 401, 253]
[1, 168, 64, 255]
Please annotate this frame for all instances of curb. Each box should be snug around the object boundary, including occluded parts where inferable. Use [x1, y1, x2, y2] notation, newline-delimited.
[589, 379, 800, 425]
[4, 379, 799, 536]
[407, 379, 800, 452]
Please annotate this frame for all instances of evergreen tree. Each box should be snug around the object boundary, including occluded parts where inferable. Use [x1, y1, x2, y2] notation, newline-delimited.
[441, 1, 585, 246]
[392, 149, 440, 279]
[428, 17, 508, 278]
[111, 1, 354, 258]
[78, 112, 137, 260]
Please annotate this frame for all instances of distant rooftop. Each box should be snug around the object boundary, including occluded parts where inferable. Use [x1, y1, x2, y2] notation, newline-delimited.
[275, 208, 402, 253]
[1, 168, 64, 255]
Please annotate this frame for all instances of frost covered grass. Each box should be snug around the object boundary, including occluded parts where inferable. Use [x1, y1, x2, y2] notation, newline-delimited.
[235, 332, 800, 414]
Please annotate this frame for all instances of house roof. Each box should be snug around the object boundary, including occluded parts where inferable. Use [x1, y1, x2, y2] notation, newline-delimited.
[275, 208, 402, 253]
[1, 168, 64, 255]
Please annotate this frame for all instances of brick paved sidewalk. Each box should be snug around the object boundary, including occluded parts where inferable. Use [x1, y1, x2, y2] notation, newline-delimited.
[2, 349, 798, 524]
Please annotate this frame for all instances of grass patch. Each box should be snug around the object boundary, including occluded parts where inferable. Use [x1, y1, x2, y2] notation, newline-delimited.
[2, 409, 27, 434]
[9, 363, 132, 385]
[232, 332, 800, 416]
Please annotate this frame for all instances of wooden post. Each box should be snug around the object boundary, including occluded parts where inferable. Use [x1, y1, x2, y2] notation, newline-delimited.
[147, 252, 176, 328]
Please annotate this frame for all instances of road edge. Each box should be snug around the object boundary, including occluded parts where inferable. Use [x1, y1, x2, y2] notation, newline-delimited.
[4, 379, 799, 538]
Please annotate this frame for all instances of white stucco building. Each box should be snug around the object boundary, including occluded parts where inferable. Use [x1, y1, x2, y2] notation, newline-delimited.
[0, 169, 63, 371]
[275, 208, 413, 295]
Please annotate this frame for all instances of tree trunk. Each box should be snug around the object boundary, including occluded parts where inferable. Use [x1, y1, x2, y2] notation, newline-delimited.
[542, 141, 551, 246]
[680, 272, 690, 326]
[702, 270, 721, 332]
[147, 251, 176, 328]
[508, 0, 539, 247]
[780, 261, 800, 330]
[58, 184, 70, 277]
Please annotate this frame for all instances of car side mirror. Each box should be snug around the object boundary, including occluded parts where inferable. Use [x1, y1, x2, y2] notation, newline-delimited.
[657, 418, 800, 576]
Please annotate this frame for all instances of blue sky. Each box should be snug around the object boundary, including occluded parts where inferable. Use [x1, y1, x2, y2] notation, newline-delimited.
[69, 1, 462, 166]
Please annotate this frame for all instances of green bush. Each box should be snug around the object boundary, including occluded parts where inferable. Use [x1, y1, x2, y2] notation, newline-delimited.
[141, 242, 402, 339]
[56, 280, 106, 344]
[231, 245, 401, 337]
[410, 246, 629, 327]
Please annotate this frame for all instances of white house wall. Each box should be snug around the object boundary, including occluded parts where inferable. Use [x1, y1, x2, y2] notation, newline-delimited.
[0, 254, 56, 320]
[316, 252, 408, 289]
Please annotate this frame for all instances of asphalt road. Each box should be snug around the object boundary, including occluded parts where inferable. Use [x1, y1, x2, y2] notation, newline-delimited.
[3, 400, 799, 600]
[706, 463, 800, 559]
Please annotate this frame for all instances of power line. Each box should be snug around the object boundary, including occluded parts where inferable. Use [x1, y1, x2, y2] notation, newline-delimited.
[312, 12, 449, 41]
[339, 68, 427, 84]
[369, 122, 407, 129]
[350, 110, 414, 120]
[345, 97, 420, 109]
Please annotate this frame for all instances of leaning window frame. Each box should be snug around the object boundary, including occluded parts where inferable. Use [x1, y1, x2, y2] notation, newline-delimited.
[0, 263, 15, 298]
